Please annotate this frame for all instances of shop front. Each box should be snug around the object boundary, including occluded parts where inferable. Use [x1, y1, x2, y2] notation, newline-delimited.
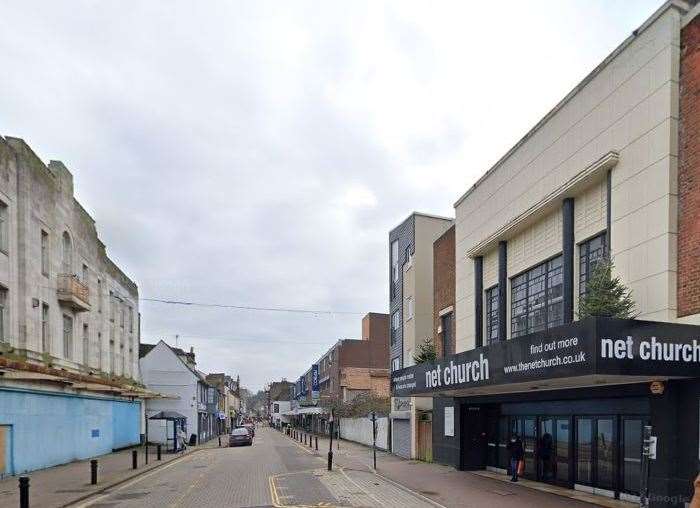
[392, 317, 700, 507]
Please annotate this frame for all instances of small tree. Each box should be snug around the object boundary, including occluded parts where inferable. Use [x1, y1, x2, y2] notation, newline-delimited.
[413, 337, 437, 364]
[579, 259, 636, 319]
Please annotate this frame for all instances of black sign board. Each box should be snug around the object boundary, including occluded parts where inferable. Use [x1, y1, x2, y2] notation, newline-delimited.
[391, 317, 700, 397]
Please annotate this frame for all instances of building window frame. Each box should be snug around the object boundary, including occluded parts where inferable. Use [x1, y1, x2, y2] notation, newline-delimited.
[391, 240, 399, 283]
[63, 314, 73, 360]
[391, 356, 401, 372]
[485, 285, 499, 344]
[82, 323, 89, 366]
[391, 310, 400, 345]
[441, 311, 454, 356]
[578, 232, 608, 301]
[41, 302, 50, 353]
[0, 201, 8, 255]
[511, 255, 564, 339]
[0, 287, 7, 341]
[406, 296, 414, 320]
[41, 229, 50, 276]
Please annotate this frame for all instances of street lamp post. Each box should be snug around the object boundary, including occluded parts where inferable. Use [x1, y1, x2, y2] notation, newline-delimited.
[327, 409, 334, 471]
[371, 411, 377, 470]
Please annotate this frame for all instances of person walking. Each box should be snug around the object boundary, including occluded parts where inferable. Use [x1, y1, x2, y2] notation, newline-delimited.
[507, 434, 524, 482]
[178, 426, 188, 453]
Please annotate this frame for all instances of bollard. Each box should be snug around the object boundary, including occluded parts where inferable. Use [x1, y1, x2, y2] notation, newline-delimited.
[90, 459, 98, 485]
[157, 444, 162, 461]
[315, 436, 318, 451]
[309, 435, 312, 449]
[304, 434, 307, 445]
[218, 435, 221, 447]
[132, 449, 138, 469]
[19, 476, 29, 508]
[145, 444, 149, 465]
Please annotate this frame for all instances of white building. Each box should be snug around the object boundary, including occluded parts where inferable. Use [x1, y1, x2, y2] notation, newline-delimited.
[140, 341, 214, 447]
[270, 400, 291, 428]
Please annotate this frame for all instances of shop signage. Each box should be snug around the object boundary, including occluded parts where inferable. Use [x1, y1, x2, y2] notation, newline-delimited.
[311, 364, 320, 400]
[392, 317, 700, 397]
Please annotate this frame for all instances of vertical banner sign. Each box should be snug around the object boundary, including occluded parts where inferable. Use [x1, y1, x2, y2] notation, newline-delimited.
[311, 364, 320, 400]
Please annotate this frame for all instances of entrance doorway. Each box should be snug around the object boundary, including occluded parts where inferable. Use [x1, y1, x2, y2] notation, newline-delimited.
[0, 425, 12, 479]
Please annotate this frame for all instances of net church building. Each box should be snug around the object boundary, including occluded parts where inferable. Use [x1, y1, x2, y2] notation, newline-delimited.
[390, 2, 700, 506]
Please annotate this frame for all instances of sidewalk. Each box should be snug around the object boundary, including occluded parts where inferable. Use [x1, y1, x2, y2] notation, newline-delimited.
[0, 437, 222, 508]
[283, 428, 629, 508]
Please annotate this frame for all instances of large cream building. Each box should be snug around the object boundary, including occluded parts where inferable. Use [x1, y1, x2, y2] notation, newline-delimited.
[391, 2, 700, 505]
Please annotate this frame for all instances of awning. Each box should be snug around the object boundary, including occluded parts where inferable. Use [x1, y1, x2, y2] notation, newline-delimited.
[149, 410, 187, 421]
[392, 317, 700, 398]
[298, 407, 327, 415]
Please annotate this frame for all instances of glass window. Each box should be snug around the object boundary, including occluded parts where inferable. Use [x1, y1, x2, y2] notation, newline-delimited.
[391, 310, 400, 345]
[579, 233, 607, 299]
[511, 256, 564, 338]
[41, 230, 49, 276]
[623, 419, 642, 495]
[0, 201, 8, 253]
[82, 324, 89, 366]
[391, 240, 399, 282]
[391, 357, 400, 371]
[576, 418, 592, 485]
[62, 232, 72, 274]
[41, 303, 50, 353]
[406, 297, 414, 320]
[485, 285, 499, 343]
[0, 288, 7, 341]
[441, 312, 453, 356]
[63, 314, 73, 360]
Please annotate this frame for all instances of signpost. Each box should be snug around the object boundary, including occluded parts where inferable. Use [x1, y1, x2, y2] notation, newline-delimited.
[370, 411, 377, 470]
[328, 410, 334, 471]
[640, 425, 654, 508]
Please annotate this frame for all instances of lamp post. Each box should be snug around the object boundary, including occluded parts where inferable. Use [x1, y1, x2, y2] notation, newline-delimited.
[327, 409, 334, 471]
[371, 411, 377, 470]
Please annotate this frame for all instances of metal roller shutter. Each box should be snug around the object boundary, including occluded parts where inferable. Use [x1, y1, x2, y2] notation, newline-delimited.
[392, 419, 411, 459]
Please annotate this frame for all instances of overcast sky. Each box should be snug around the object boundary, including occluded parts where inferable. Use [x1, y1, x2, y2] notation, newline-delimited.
[1, 0, 661, 391]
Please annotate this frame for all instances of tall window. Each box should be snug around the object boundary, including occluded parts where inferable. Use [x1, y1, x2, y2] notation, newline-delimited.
[120, 304, 125, 328]
[41, 230, 49, 276]
[406, 296, 414, 320]
[109, 291, 115, 321]
[485, 285, 499, 343]
[0, 288, 7, 341]
[128, 306, 133, 332]
[82, 264, 89, 284]
[62, 314, 73, 360]
[511, 256, 564, 338]
[441, 312, 454, 356]
[391, 357, 400, 372]
[0, 201, 8, 253]
[391, 240, 399, 282]
[82, 324, 89, 366]
[62, 232, 72, 274]
[41, 303, 49, 353]
[97, 332, 102, 370]
[579, 233, 607, 299]
[391, 310, 400, 345]
[97, 279, 102, 313]
[109, 339, 115, 373]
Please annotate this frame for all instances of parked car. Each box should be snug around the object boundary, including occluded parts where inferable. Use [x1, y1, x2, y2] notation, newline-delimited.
[242, 423, 255, 437]
[229, 427, 253, 447]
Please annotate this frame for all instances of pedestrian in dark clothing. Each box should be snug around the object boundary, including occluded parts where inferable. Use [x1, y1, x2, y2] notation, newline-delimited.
[507, 435, 524, 482]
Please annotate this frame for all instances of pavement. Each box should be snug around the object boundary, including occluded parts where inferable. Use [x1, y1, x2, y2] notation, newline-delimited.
[0, 426, 616, 507]
[0, 437, 221, 508]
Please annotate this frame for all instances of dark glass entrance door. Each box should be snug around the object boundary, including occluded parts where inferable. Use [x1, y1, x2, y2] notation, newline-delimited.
[621, 418, 643, 496]
[538, 417, 570, 486]
[575, 416, 617, 493]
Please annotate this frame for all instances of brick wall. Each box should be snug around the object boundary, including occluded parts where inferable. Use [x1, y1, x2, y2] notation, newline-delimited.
[433, 225, 455, 357]
[679, 12, 700, 317]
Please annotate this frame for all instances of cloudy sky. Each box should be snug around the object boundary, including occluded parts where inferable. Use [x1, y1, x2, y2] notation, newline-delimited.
[1, 0, 661, 391]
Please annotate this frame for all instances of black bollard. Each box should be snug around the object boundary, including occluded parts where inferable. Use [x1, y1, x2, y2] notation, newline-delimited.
[218, 435, 221, 447]
[309, 435, 312, 449]
[19, 476, 29, 508]
[315, 436, 318, 451]
[132, 449, 137, 469]
[90, 459, 98, 485]
[304, 434, 307, 445]
[157, 444, 162, 461]
[145, 444, 149, 465]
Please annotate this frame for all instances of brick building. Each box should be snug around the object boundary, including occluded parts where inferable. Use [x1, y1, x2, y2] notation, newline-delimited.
[290, 312, 389, 432]
[434, 225, 455, 359]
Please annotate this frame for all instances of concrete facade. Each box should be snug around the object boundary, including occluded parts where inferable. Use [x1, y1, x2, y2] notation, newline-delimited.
[0, 136, 139, 378]
[454, 2, 700, 352]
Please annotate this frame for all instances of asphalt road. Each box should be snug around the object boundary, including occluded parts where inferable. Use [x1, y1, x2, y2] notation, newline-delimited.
[71, 427, 437, 508]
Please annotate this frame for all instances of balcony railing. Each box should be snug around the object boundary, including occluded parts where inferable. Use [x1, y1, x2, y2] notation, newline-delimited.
[57, 274, 91, 312]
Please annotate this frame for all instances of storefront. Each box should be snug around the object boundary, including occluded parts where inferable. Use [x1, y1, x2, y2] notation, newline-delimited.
[392, 317, 700, 507]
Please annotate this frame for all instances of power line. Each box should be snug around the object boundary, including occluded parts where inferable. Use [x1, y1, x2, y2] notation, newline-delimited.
[144, 333, 334, 346]
[141, 297, 365, 316]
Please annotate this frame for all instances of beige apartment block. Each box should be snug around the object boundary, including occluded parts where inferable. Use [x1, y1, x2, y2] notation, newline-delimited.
[454, 3, 697, 352]
[0, 136, 140, 380]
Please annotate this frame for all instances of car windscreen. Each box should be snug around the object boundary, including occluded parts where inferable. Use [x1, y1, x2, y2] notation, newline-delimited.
[232, 428, 249, 436]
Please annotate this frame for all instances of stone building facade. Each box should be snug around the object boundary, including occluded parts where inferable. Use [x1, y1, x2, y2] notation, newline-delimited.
[0, 136, 144, 476]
